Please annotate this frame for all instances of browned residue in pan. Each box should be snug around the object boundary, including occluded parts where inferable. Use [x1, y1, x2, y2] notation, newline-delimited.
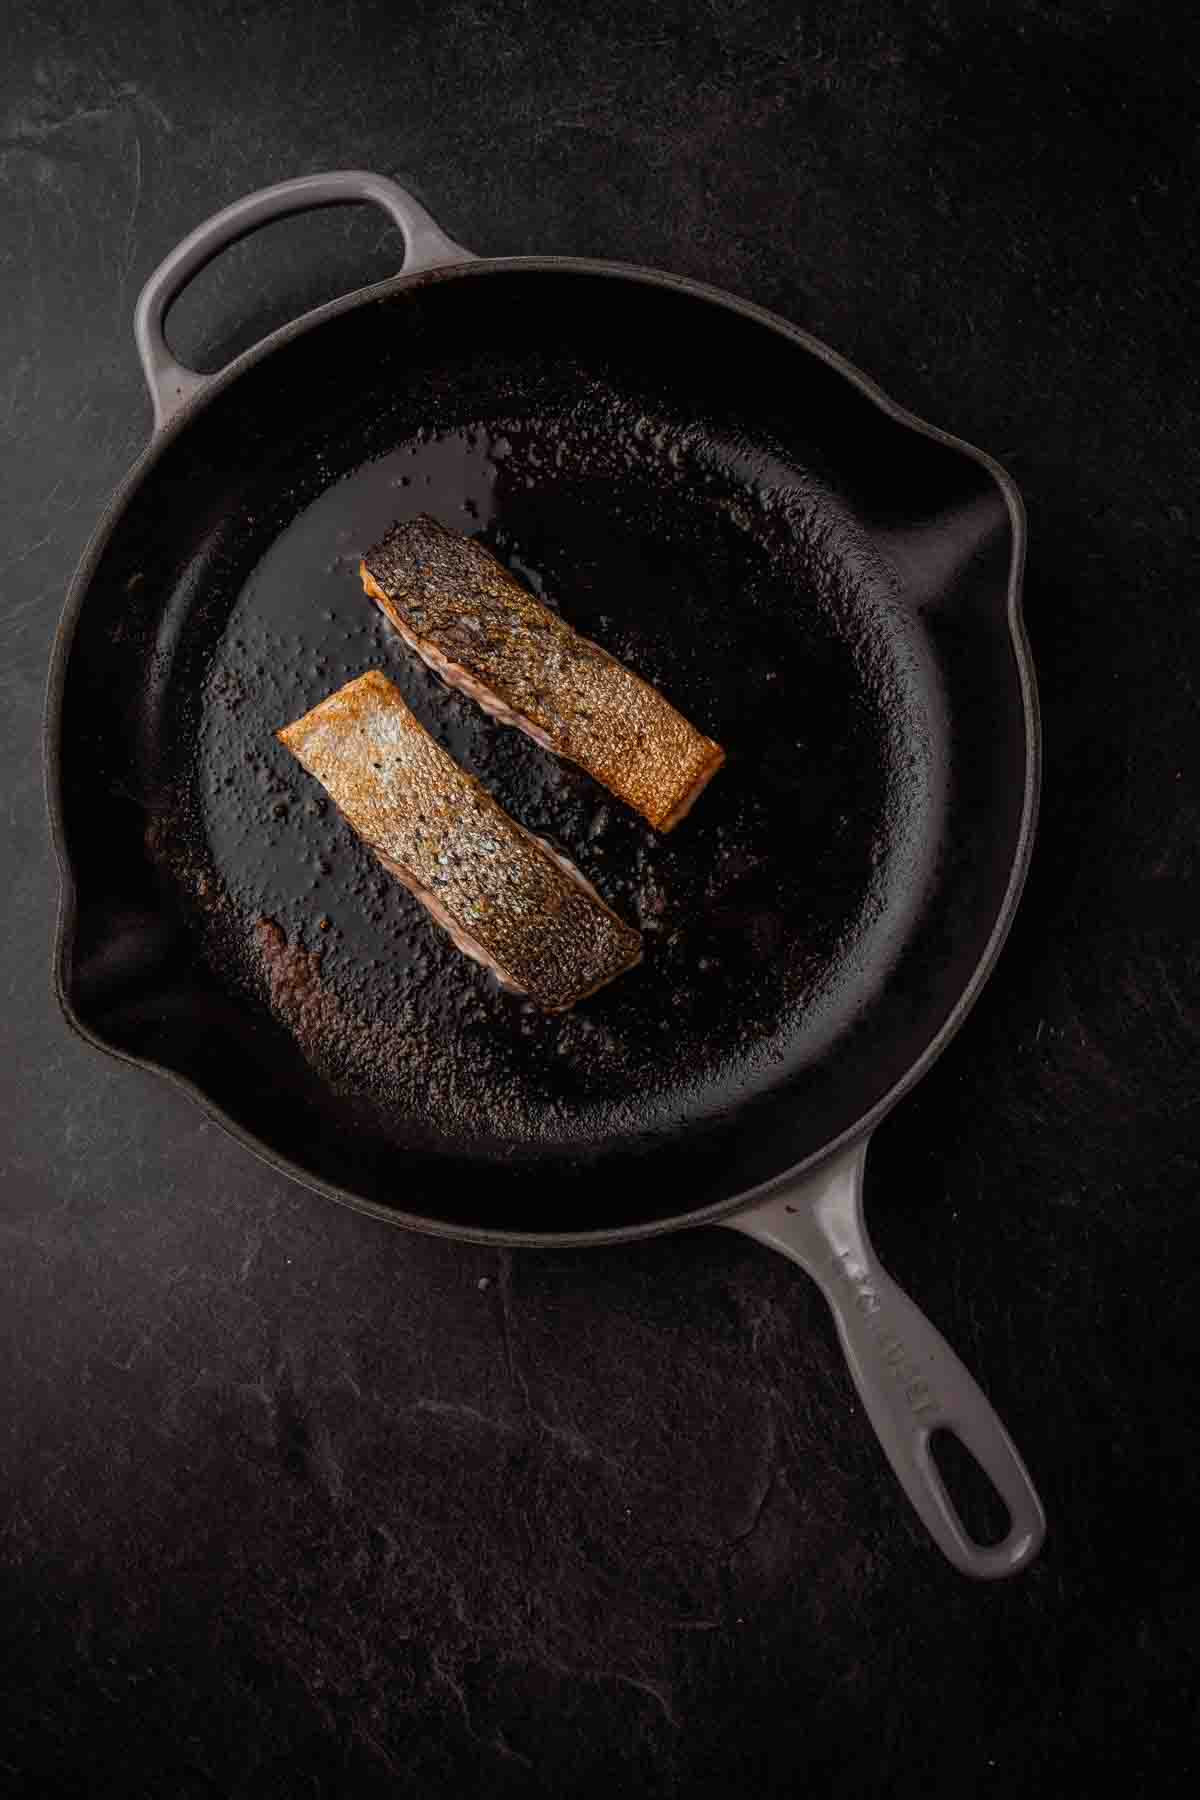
[254, 917, 339, 1044]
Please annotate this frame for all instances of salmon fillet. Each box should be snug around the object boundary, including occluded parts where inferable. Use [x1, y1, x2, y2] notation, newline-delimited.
[277, 671, 642, 1010]
[360, 517, 725, 831]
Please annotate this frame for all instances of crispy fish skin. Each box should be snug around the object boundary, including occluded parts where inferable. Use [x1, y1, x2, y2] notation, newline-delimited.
[277, 671, 641, 1010]
[360, 516, 725, 831]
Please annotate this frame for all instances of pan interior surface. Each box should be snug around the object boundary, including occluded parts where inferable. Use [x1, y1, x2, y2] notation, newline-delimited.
[56, 269, 1028, 1234]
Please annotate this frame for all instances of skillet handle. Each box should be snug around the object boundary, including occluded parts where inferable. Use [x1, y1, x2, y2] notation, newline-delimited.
[133, 170, 474, 432]
[723, 1141, 1046, 1578]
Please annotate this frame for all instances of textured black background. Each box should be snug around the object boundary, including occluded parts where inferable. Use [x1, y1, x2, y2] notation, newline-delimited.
[3, 2, 1198, 1794]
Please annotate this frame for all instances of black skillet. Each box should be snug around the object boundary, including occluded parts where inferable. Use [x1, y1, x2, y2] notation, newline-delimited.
[47, 172, 1044, 1576]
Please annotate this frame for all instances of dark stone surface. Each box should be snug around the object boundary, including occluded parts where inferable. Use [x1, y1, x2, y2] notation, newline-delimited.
[2, 1, 1198, 1793]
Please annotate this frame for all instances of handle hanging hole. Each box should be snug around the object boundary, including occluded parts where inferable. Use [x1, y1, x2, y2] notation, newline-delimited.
[930, 1427, 1012, 1547]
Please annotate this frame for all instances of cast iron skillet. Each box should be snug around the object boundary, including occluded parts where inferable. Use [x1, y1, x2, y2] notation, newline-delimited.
[47, 172, 1045, 1577]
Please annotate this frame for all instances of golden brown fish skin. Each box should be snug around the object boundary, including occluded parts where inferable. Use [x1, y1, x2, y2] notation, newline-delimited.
[276, 671, 641, 1011]
[360, 516, 725, 831]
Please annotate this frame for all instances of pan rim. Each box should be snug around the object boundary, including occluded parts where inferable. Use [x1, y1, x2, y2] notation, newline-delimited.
[45, 254, 1039, 1248]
